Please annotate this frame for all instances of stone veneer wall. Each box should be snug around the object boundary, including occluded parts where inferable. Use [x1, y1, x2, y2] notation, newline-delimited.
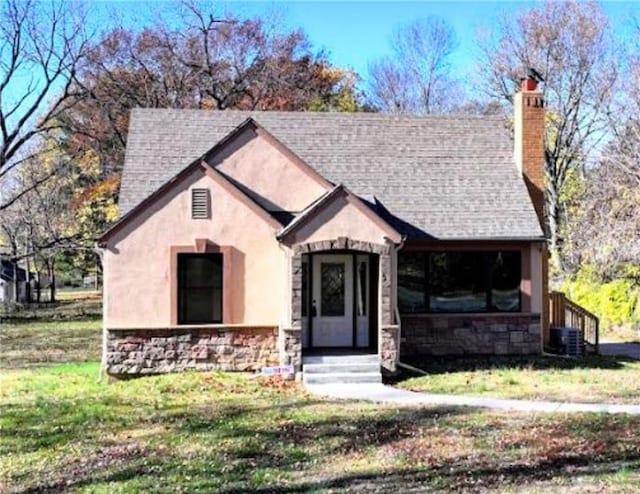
[280, 327, 302, 371]
[106, 327, 278, 376]
[380, 325, 400, 372]
[400, 314, 541, 357]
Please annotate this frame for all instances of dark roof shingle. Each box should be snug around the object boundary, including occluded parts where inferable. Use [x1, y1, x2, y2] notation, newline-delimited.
[119, 110, 544, 240]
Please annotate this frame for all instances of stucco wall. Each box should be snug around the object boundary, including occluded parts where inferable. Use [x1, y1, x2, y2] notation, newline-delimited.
[212, 127, 327, 212]
[104, 168, 284, 328]
[291, 194, 391, 245]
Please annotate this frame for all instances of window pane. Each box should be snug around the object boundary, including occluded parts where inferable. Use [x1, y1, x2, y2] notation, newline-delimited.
[429, 252, 487, 313]
[398, 252, 426, 313]
[182, 288, 222, 323]
[182, 256, 221, 288]
[490, 251, 521, 312]
[178, 254, 222, 324]
[321, 262, 345, 316]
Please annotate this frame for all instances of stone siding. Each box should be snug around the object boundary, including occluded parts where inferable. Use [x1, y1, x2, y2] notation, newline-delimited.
[106, 327, 278, 376]
[280, 327, 302, 372]
[400, 314, 541, 357]
[380, 325, 400, 372]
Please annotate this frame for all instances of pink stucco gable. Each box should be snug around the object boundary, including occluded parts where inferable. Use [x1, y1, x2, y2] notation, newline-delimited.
[102, 164, 285, 328]
[209, 122, 331, 213]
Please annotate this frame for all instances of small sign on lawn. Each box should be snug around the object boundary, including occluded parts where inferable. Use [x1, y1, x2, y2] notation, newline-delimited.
[261, 365, 294, 376]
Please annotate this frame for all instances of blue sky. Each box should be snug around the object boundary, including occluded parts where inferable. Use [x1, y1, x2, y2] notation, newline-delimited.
[99, 1, 640, 81]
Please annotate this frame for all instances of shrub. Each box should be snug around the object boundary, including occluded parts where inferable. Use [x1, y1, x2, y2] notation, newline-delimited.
[561, 266, 640, 332]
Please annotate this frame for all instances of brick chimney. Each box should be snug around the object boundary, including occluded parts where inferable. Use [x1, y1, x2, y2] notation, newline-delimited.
[514, 73, 545, 229]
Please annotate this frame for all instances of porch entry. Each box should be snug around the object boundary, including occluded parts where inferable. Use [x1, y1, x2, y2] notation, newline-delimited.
[301, 252, 378, 350]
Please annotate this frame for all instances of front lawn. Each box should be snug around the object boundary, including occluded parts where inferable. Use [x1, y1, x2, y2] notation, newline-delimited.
[3, 314, 640, 492]
[4, 362, 640, 493]
[0, 318, 101, 368]
[397, 355, 640, 404]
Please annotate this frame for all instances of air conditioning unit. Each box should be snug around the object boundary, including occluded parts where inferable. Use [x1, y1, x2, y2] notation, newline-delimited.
[550, 328, 584, 357]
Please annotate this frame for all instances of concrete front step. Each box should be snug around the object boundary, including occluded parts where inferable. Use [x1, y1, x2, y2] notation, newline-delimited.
[302, 354, 380, 365]
[302, 353, 382, 385]
[303, 362, 381, 374]
[303, 372, 382, 385]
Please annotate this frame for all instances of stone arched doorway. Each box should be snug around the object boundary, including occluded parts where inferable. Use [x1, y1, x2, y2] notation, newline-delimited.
[281, 236, 399, 373]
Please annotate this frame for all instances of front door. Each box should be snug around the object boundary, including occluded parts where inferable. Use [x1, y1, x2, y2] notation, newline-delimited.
[312, 254, 353, 347]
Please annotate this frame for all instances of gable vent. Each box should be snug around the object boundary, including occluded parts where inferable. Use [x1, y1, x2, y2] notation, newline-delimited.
[191, 188, 210, 219]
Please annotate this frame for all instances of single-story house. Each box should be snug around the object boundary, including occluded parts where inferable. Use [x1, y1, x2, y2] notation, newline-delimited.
[98, 76, 550, 378]
[0, 259, 28, 303]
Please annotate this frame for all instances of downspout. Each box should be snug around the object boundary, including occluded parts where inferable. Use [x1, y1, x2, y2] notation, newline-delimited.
[93, 243, 106, 383]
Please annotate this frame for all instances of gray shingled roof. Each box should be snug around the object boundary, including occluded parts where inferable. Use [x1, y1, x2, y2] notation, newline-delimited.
[119, 109, 544, 240]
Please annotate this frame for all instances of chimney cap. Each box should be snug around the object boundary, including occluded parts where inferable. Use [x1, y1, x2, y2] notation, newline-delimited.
[527, 67, 545, 83]
[520, 67, 544, 92]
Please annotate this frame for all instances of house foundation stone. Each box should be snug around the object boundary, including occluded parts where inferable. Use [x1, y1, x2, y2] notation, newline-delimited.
[400, 314, 541, 357]
[106, 327, 278, 377]
[380, 325, 400, 372]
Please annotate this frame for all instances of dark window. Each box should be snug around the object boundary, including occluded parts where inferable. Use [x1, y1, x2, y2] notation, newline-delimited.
[429, 252, 488, 313]
[178, 254, 222, 324]
[398, 251, 521, 314]
[398, 252, 427, 313]
[321, 262, 345, 316]
[489, 251, 521, 312]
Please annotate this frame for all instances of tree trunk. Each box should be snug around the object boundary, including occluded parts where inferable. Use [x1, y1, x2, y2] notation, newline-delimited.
[25, 256, 31, 303]
[547, 186, 564, 273]
[48, 258, 56, 304]
[13, 262, 19, 303]
[35, 270, 41, 303]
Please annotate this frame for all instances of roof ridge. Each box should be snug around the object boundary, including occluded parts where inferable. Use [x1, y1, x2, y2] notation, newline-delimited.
[129, 108, 508, 121]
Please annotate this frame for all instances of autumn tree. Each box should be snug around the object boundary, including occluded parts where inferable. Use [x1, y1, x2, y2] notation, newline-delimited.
[0, 140, 82, 301]
[478, 0, 620, 269]
[64, 7, 361, 176]
[367, 17, 460, 114]
[566, 50, 640, 276]
[0, 0, 88, 210]
[53, 4, 361, 275]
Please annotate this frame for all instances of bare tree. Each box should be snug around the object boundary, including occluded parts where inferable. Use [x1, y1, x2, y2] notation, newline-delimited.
[0, 0, 89, 210]
[368, 17, 459, 114]
[0, 148, 79, 302]
[567, 126, 640, 277]
[478, 0, 620, 269]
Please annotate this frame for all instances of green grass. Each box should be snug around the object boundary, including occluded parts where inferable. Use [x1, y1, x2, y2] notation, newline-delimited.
[0, 318, 101, 368]
[0, 294, 102, 322]
[397, 355, 640, 404]
[4, 361, 640, 493]
[4, 313, 640, 492]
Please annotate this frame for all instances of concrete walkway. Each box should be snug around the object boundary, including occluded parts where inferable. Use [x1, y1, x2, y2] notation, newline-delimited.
[600, 342, 640, 360]
[305, 383, 640, 415]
